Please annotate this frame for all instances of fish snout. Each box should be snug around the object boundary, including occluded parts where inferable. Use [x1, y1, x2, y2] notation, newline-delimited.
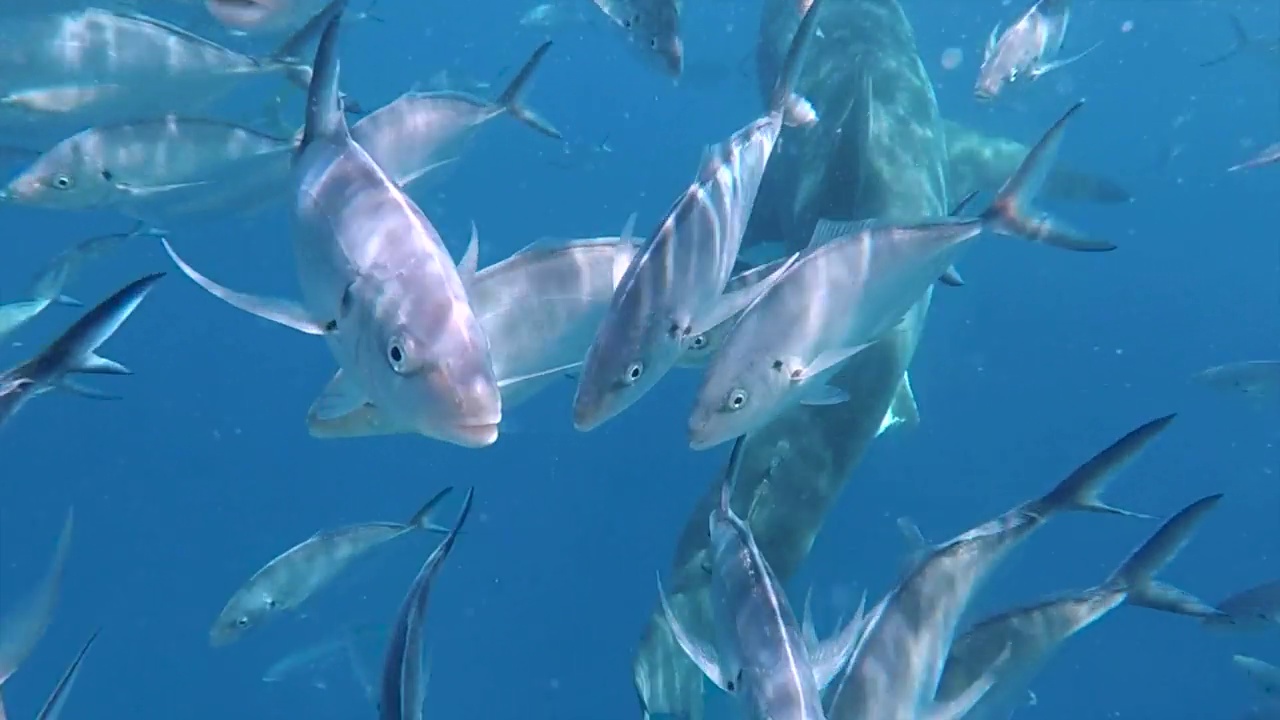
[658, 34, 684, 77]
[973, 76, 1000, 100]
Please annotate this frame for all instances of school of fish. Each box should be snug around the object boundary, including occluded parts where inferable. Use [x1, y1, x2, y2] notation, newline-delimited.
[0, 0, 1275, 719]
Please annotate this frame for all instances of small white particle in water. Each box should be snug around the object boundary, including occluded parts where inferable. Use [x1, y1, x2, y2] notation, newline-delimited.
[941, 47, 964, 70]
[1121, 20, 1134, 33]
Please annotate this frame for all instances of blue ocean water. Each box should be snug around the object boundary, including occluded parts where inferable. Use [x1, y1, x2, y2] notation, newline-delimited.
[0, 0, 1275, 719]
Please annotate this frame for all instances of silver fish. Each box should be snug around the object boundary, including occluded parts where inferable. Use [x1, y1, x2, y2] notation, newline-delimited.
[1229, 142, 1280, 172]
[936, 493, 1223, 720]
[0, 9, 311, 131]
[824, 415, 1166, 720]
[590, 0, 682, 77]
[306, 229, 642, 437]
[378, 488, 473, 720]
[572, 0, 824, 432]
[658, 437, 862, 720]
[33, 630, 98, 720]
[164, 4, 504, 448]
[0, 512, 73, 690]
[210, 488, 455, 646]
[0, 117, 293, 212]
[263, 622, 383, 684]
[1236, 655, 1280, 698]
[1207, 578, 1280, 630]
[1195, 360, 1280, 400]
[0, 225, 149, 342]
[975, 0, 1098, 100]
[351, 41, 561, 191]
[688, 101, 1113, 451]
[0, 273, 161, 428]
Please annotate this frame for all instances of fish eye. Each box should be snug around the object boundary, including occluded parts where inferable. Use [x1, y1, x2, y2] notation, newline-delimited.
[387, 338, 409, 374]
[649, 37, 658, 49]
[51, 175, 72, 190]
[235, 617, 249, 628]
[727, 389, 748, 411]
[690, 334, 707, 350]
[623, 362, 644, 385]
[100, 169, 114, 182]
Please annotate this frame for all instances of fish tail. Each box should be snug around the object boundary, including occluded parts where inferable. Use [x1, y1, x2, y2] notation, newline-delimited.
[1200, 13, 1250, 67]
[299, 0, 351, 155]
[495, 41, 563, 140]
[977, 101, 1116, 252]
[768, 0, 825, 124]
[408, 487, 456, 535]
[1033, 414, 1175, 519]
[1103, 494, 1223, 616]
[38, 274, 163, 399]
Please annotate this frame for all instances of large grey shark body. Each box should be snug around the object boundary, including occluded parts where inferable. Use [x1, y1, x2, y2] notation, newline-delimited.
[631, 0, 1129, 717]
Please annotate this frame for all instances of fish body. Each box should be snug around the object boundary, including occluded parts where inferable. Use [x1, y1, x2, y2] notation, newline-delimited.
[589, 0, 682, 76]
[572, 0, 824, 432]
[825, 415, 1169, 720]
[1195, 361, 1280, 400]
[659, 440, 859, 720]
[2, 117, 292, 211]
[210, 489, 454, 645]
[209, 1, 503, 447]
[1236, 655, 1280, 698]
[1229, 142, 1280, 172]
[690, 101, 1113, 450]
[378, 489, 473, 720]
[975, 0, 1096, 100]
[0, 9, 303, 129]
[351, 42, 560, 191]
[0, 512, 74, 691]
[1208, 579, 1280, 630]
[0, 274, 161, 427]
[936, 494, 1223, 720]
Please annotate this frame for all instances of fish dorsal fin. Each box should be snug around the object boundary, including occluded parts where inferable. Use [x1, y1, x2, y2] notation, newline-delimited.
[619, 212, 639, 244]
[299, 4, 349, 154]
[807, 218, 878, 249]
[458, 222, 479, 285]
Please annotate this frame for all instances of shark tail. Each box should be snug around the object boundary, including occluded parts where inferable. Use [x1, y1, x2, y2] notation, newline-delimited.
[1103, 493, 1224, 616]
[977, 101, 1116, 252]
[495, 41, 563, 140]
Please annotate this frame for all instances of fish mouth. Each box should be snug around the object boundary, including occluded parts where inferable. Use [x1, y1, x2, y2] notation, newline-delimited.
[687, 421, 725, 451]
[443, 421, 500, 448]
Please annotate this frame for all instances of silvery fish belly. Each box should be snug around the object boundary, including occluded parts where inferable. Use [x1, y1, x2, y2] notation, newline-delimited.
[205, 0, 330, 34]
[290, 7, 501, 448]
[468, 236, 641, 407]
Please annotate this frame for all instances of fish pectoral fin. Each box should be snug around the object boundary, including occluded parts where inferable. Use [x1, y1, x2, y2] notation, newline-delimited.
[792, 344, 874, 386]
[309, 371, 371, 420]
[798, 384, 849, 406]
[656, 574, 730, 692]
[1031, 41, 1101, 78]
[306, 399, 407, 439]
[938, 265, 965, 287]
[875, 372, 920, 437]
[115, 179, 214, 198]
[984, 23, 1001, 62]
[161, 239, 327, 335]
[811, 589, 870, 689]
[800, 587, 820, 651]
[690, 254, 796, 337]
[458, 221, 480, 285]
[925, 643, 1012, 720]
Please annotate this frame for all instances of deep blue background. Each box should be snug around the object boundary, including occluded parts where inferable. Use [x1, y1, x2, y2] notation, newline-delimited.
[0, 0, 1276, 719]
